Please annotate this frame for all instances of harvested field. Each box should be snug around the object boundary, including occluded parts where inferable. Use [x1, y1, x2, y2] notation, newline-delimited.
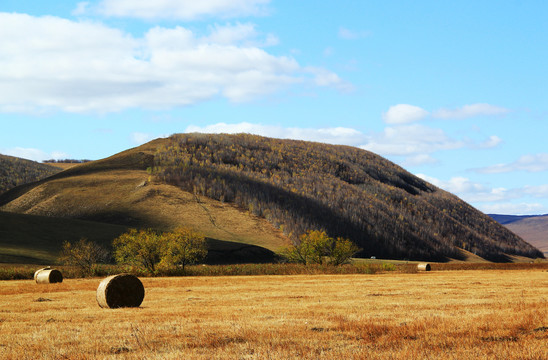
[0, 270, 546, 359]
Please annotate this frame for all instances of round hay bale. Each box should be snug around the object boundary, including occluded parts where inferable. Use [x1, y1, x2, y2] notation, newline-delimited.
[34, 267, 51, 281]
[35, 269, 63, 284]
[417, 263, 431, 271]
[96, 274, 145, 309]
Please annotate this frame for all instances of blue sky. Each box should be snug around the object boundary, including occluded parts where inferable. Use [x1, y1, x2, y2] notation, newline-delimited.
[1, 0, 547, 215]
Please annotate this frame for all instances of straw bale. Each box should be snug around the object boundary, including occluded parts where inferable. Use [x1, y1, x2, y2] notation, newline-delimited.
[35, 269, 63, 284]
[34, 267, 50, 281]
[96, 274, 145, 308]
[417, 263, 431, 271]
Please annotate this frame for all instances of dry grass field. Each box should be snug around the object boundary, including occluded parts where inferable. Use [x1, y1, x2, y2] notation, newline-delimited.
[0, 270, 546, 359]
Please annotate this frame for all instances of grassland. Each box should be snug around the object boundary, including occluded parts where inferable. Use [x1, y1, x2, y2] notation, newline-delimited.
[0, 269, 546, 359]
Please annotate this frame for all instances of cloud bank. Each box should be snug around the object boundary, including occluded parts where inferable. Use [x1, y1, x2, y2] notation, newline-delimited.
[0, 12, 346, 114]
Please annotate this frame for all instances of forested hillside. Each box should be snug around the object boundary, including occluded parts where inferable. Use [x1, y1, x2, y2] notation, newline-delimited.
[153, 133, 544, 261]
[0, 154, 61, 194]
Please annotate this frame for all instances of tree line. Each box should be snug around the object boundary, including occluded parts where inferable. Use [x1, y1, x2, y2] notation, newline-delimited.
[43, 159, 92, 164]
[59, 228, 358, 276]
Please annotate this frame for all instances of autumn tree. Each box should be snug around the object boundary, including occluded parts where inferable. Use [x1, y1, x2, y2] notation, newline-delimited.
[113, 227, 207, 273]
[160, 227, 208, 270]
[282, 230, 360, 265]
[58, 238, 109, 276]
[113, 228, 164, 273]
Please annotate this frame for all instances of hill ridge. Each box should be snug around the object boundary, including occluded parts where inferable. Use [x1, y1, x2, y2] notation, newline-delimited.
[1, 133, 544, 263]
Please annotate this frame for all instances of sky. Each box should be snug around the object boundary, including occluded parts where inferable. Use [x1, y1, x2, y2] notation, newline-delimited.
[1, 0, 548, 215]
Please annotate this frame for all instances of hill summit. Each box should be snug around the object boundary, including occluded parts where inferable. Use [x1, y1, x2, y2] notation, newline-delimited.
[0, 133, 544, 262]
[150, 133, 542, 261]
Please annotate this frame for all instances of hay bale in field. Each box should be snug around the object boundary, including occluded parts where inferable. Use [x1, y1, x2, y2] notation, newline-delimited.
[417, 263, 431, 271]
[34, 267, 50, 281]
[35, 269, 63, 284]
[96, 274, 145, 309]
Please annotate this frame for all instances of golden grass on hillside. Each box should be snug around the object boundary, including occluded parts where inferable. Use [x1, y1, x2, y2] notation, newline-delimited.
[0, 270, 546, 359]
[1, 169, 289, 252]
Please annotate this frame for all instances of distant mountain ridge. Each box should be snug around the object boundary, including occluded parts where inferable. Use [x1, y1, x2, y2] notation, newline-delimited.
[0, 134, 544, 263]
[489, 214, 548, 225]
[490, 214, 548, 256]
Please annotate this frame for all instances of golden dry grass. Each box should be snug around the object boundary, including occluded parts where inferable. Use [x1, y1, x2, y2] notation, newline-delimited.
[0, 270, 546, 359]
[1, 169, 288, 252]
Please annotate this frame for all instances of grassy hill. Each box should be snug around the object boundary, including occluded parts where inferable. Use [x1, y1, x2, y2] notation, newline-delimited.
[490, 214, 548, 256]
[0, 211, 276, 265]
[0, 134, 544, 264]
[0, 154, 61, 194]
[0, 211, 127, 264]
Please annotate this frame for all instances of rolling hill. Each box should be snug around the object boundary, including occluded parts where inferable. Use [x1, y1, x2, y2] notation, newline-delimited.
[0, 154, 61, 195]
[0, 133, 544, 264]
[490, 214, 548, 256]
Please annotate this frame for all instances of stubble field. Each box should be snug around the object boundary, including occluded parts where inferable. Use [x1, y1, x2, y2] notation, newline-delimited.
[0, 270, 546, 359]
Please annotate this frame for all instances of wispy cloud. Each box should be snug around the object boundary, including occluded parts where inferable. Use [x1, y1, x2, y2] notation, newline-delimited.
[474, 153, 548, 174]
[417, 174, 548, 215]
[432, 103, 510, 119]
[382, 103, 510, 124]
[0, 13, 346, 114]
[417, 174, 514, 203]
[304, 67, 354, 92]
[477, 135, 503, 149]
[96, 0, 271, 20]
[72, 2, 90, 16]
[360, 124, 465, 164]
[523, 184, 548, 198]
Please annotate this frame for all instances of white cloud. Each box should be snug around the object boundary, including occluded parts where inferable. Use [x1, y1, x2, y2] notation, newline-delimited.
[477, 135, 502, 149]
[205, 23, 278, 46]
[432, 103, 510, 119]
[360, 124, 463, 157]
[523, 184, 548, 198]
[417, 174, 513, 203]
[417, 174, 548, 215]
[2, 147, 68, 162]
[72, 2, 90, 15]
[474, 153, 548, 174]
[185, 122, 366, 145]
[304, 67, 355, 92]
[382, 104, 429, 124]
[0, 13, 345, 113]
[97, 0, 271, 20]
[371, 104, 504, 165]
